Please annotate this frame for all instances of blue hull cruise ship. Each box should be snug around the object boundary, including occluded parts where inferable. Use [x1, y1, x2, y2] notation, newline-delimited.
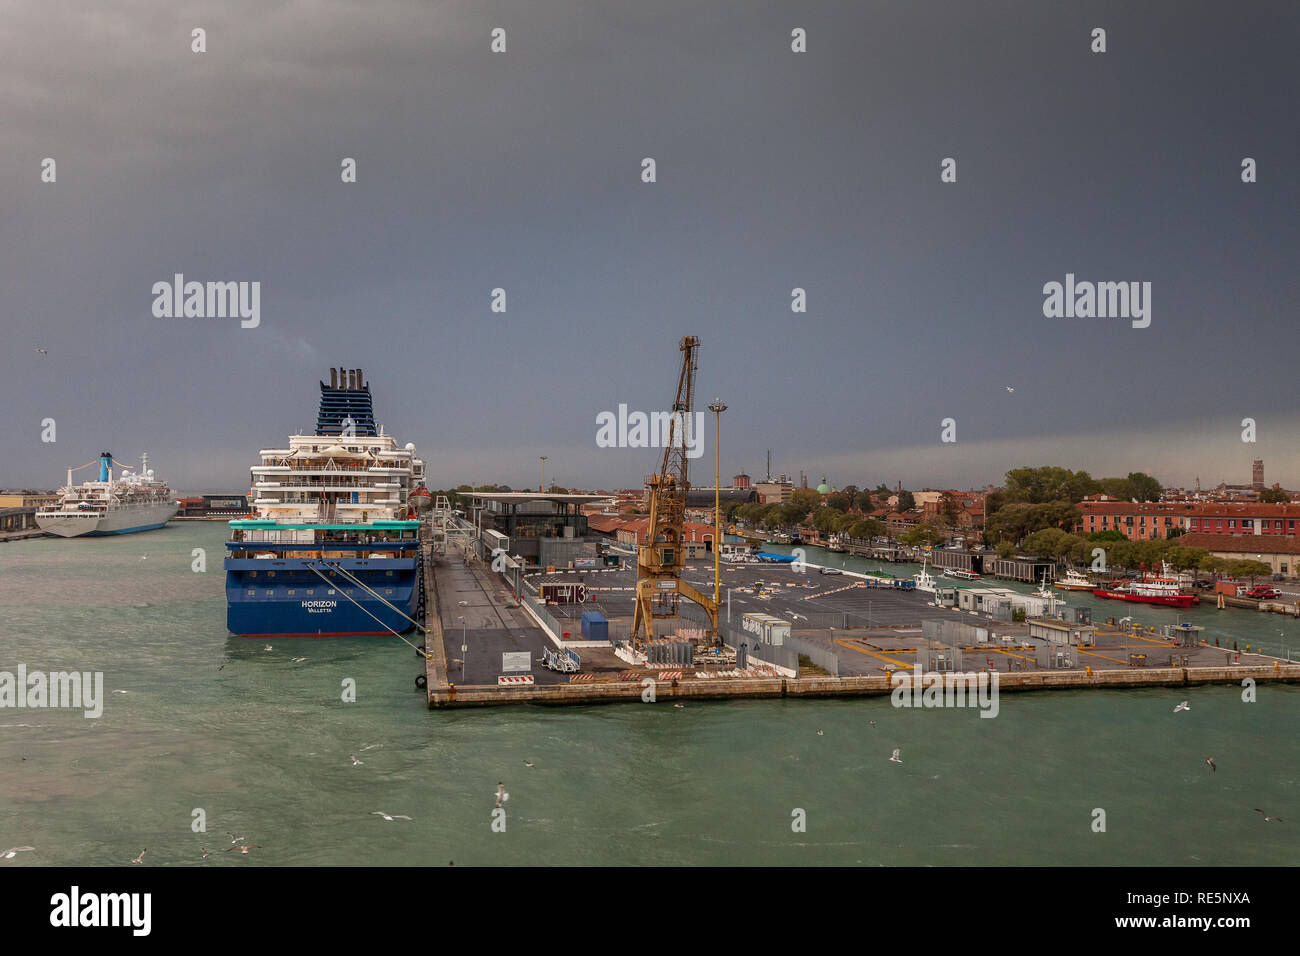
[224, 368, 425, 637]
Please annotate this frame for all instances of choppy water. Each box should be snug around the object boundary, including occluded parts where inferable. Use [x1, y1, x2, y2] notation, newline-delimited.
[1, 526, 1296, 866]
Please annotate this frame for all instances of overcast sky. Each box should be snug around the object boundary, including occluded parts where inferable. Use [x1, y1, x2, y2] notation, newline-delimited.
[3, 1, 1297, 494]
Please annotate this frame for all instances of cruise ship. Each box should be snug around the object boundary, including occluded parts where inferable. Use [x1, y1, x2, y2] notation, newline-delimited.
[36, 452, 177, 537]
[224, 368, 425, 637]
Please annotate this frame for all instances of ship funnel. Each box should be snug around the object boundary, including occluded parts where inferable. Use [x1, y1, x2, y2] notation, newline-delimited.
[99, 452, 112, 483]
[330, 368, 338, 388]
[356, 367, 364, 389]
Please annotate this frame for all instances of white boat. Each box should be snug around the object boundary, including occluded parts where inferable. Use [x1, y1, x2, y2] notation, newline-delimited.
[1054, 568, 1094, 590]
[913, 558, 937, 593]
[943, 568, 980, 581]
[36, 452, 177, 537]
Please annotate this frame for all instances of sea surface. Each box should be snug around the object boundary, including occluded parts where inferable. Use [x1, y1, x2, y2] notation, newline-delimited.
[1, 525, 1296, 866]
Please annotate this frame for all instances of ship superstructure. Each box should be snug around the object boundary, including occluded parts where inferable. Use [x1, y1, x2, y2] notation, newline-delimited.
[223, 368, 425, 636]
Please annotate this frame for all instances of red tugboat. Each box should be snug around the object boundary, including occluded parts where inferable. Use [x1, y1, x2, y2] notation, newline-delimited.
[1092, 562, 1199, 608]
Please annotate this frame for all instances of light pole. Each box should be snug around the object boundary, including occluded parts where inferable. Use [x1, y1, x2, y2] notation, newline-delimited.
[539, 456, 548, 493]
[708, 399, 727, 619]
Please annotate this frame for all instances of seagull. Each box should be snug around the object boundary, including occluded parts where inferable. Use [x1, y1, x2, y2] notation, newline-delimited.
[495, 783, 509, 808]
[1, 847, 34, 860]
[1254, 809, 1283, 823]
[113, 689, 128, 694]
[131, 849, 146, 864]
[226, 844, 261, 854]
[1174, 700, 1190, 713]
[673, 703, 684, 709]
[1004, 386, 1014, 393]
[217, 663, 225, 671]
[139, 555, 148, 560]
[371, 811, 412, 822]
[869, 720, 878, 728]
[201, 848, 210, 858]
[1205, 755, 1216, 772]
[264, 644, 273, 652]
[523, 760, 534, 767]
[816, 730, 824, 736]
[890, 749, 903, 763]
[291, 657, 307, 663]
[227, 832, 244, 845]
[33, 348, 48, 355]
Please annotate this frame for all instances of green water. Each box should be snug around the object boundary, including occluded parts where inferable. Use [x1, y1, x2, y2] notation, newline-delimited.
[1, 526, 1296, 866]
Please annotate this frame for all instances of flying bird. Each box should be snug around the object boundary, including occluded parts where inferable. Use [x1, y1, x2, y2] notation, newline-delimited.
[350, 755, 364, 766]
[227, 832, 244, 845]
[869, 720, 878, 728]
[1254, 809, 1283, 823]
[226, 844, 261, 854]
[264, 644, 273, 652]
[131, 849, 146, 864]
[291, 657, 307, 663]
[1004, 386, 1014, 393]
[523, 760, 534, 768]
[201, 848, 210, 858]
[1174, 701, 1190, 713]
[495, 783, 509, 808]
[1205, 755, 1216, 772]
[33, 348, 48, 355]
[1, 847, 34, 860]
[890, 749, 903, 763]
[371, 811, 412, 822]
[816, 730, 824, 736]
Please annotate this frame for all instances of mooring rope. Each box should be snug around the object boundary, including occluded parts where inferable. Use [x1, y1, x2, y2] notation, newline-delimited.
[302, 562, 428, 657]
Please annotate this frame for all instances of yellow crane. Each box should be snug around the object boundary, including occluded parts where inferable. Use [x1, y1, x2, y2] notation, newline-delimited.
[631, 335, 719, 647]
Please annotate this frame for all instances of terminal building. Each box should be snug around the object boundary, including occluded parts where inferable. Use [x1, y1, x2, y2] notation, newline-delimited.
[469, 492, 607, 567]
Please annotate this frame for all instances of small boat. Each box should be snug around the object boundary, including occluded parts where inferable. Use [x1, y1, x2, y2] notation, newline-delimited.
[913, 558, 937, 593]
[942, 568, 980, 581]
[1054, 568, 1094, 590]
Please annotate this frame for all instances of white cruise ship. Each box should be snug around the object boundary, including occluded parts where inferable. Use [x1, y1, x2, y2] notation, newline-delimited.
[36, 453, 178, 537]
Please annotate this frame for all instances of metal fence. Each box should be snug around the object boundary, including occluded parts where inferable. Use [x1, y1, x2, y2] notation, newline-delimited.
[785, 633, 840, 676]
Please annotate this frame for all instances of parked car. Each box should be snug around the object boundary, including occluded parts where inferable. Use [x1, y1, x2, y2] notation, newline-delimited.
[1194, 579, 1214, 589]
[1245, 586, 1279, 600]
[819, 567, 843, 575]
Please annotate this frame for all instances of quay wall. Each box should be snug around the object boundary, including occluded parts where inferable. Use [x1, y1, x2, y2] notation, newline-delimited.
[428, 663, 1300, 708]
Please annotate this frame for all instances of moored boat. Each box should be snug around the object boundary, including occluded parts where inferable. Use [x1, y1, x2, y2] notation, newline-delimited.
[1092, 563, 1199, 608]
[1054, 568, 1094, 590]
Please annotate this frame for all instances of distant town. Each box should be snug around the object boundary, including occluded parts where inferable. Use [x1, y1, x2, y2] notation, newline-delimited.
[4, 458, 1296, 582]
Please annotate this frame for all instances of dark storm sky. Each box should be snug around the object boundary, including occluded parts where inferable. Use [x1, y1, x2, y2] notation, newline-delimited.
[3, 1, 1297, 493]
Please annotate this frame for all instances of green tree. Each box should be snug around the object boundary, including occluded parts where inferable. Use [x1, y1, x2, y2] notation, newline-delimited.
[996, 541, 1017, 559]
[896, 490, 916, 512]
[825, 492, 851, 512]
[1126, 472, 1163, 502]
[1259, 488, 1290, 504]
[938, 491, 961, 528]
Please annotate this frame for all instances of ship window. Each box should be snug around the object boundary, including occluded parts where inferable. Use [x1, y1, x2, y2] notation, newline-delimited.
[287, 589, 295, 596]
[265, 589, 273, 596]
[306, 589, 314, 595]
[267, 570, 275, 576]
[386, 588, 393, 595]
[249, 571, 257, 577]
[327, 589, 335, 595]
[387, 570, 394, 576]
[248, 590, 256, 597]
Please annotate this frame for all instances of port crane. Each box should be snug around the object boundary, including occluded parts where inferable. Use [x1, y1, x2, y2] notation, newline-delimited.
[631, 335, 719, 647]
